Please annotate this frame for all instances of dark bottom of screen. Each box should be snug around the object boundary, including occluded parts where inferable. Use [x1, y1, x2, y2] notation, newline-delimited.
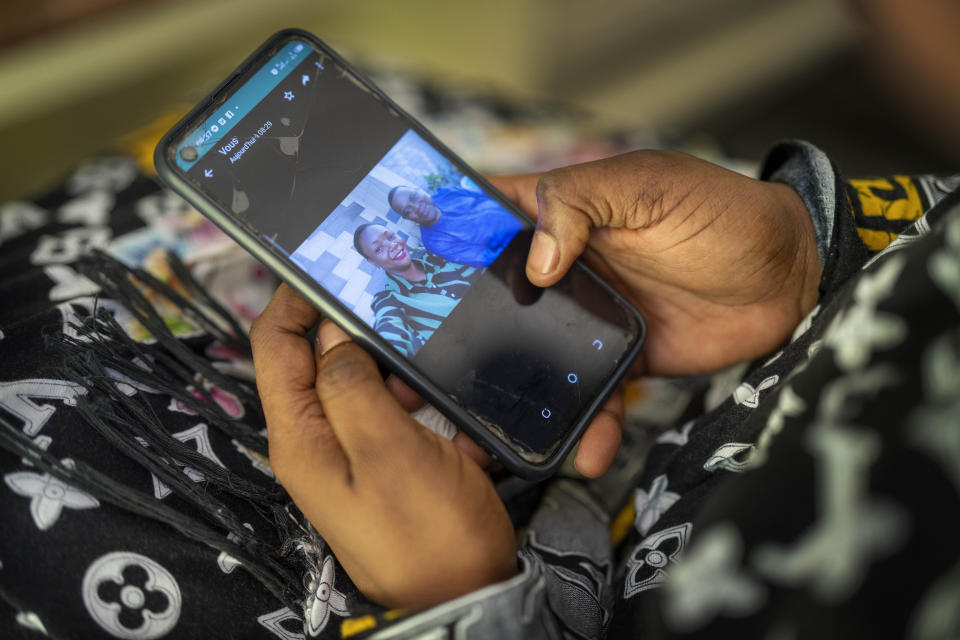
[412, 230, 637, 458]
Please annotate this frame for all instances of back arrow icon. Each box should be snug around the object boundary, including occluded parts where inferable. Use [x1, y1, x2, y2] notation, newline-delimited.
[204, 169, 214, 178]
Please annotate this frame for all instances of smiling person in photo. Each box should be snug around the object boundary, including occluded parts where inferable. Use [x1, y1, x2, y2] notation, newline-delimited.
[353, 223, 482, 356]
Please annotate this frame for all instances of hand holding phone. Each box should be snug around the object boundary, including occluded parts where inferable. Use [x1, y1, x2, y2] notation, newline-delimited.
[489, 152, 822, 378]
[250, 287, 517, 610]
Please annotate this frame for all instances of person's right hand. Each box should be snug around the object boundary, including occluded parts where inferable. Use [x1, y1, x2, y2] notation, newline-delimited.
[489, 150, 822, 377]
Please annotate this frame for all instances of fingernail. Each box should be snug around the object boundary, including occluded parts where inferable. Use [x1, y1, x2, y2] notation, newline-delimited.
[529, 230, 559, 275]
[318, 320, 351, 356]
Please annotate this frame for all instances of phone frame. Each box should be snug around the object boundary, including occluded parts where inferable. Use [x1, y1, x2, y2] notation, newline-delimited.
[155, 28, 645, 480]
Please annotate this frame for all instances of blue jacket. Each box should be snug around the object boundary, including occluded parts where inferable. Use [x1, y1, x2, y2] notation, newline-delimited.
[421, 185, 523, 267]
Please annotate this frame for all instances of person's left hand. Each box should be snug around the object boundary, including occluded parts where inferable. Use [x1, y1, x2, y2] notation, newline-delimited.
[250, 285, 518, 609]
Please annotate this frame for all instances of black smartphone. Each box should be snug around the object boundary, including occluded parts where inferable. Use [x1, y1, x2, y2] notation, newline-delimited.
[155, 29, 645, 480]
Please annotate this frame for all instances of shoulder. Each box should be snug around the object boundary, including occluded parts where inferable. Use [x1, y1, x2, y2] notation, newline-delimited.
[432, 185, 473, 207]
[434, 185, 467, 198]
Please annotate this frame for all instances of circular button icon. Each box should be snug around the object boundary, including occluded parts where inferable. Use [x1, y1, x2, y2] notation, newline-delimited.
[567, 373, 579, 384]
[541, 408, 552, 419]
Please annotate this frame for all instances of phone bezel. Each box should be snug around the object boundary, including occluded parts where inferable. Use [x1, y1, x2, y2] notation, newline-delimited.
[154, 28, 646, 480]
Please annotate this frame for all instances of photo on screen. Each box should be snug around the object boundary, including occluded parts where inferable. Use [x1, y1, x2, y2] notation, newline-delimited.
[290, 128, 523, 357]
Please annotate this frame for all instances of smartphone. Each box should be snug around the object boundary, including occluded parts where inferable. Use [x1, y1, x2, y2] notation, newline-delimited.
[155, 29, 645, 480]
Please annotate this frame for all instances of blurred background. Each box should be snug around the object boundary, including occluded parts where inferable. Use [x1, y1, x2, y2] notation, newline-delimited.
[1, 0, 956, 202]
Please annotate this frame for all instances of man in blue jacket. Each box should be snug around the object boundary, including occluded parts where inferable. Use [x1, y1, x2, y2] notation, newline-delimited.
[388, 184, 523, 267]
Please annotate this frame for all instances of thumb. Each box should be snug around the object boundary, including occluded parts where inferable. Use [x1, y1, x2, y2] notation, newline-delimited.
[314, 320, 428, 457]
[525, 170, 595, 287]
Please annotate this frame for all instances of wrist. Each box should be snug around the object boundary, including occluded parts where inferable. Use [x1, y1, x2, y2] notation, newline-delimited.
[771, 181, 823, 321]
[760, 140, 837, 268]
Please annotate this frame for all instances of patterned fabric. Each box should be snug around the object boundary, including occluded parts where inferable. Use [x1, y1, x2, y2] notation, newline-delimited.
[0, 156, 363, 639]
[2, 139, 958, 640]
[371, 250, 482, 357]
[845, 174, 960, 251]
[338, 143, 960, 639]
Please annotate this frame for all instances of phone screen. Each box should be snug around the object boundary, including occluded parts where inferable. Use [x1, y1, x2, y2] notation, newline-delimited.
[164, 36, 642, 464]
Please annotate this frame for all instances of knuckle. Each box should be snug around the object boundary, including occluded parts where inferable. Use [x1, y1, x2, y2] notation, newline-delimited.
[248, 313, 266, 345]
[249, 324, 283, 367]
[316, 346, 376, 398]
[535, 168, 569, 204]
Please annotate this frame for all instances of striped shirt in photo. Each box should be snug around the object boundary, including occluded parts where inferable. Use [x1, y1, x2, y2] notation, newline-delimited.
[371, 250, 482, 357]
